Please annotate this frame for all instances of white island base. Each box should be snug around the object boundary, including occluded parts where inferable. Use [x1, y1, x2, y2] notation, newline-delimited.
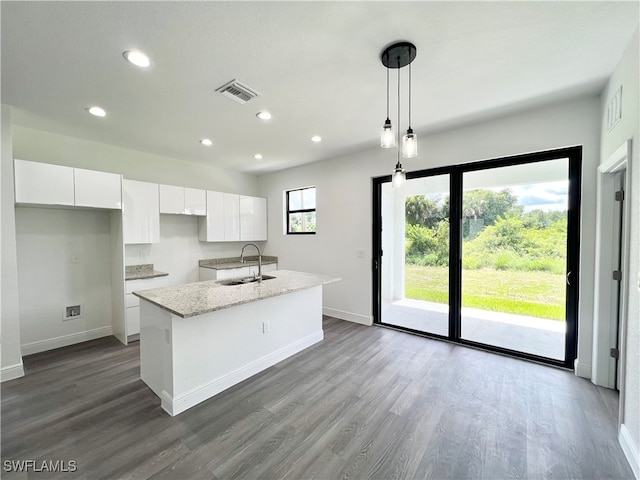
[140, 286, 323, 416]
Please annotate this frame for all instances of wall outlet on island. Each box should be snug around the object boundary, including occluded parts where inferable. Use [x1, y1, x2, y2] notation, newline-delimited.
[262, 321, 270, 334]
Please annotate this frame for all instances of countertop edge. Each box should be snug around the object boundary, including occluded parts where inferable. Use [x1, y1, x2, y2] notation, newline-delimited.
[133, 271, 340, 318]
[125, 271, 169, 281]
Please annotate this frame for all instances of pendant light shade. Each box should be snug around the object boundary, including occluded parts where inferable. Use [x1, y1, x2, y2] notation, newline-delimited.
[392, 161, 406, 189]
[402, 128, 417, 158]
[381, 119, 395, 148]
[381, 68, 395, 148]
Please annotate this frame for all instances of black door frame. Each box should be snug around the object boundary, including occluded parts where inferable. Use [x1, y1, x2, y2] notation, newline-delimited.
[372, 146, 582, 369]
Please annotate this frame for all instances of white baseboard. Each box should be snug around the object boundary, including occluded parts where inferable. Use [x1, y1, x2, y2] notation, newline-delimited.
[620, 424, 640, 479]
[21, 326, 113, 356]
[1, 362, 25, 382]
[323, 307, 372, 326]
[162, 330, 324, 416]
[574, 359, 592, 379]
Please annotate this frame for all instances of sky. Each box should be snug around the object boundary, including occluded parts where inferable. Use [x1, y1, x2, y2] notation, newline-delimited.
[508, 180, 569, 212]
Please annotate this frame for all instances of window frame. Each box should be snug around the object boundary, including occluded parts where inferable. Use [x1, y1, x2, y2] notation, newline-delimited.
[286, 186, 316, 235]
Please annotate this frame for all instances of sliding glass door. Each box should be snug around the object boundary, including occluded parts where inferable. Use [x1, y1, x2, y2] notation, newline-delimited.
[381, 174, 450, 337]
[373, 147, 581, 368]
[460, 159, 569, 360]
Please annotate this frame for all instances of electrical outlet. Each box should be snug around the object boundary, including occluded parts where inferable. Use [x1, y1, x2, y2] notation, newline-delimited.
[71, 253, 80, 263]
[357, 249, 365, 258]
[263, 321, 270, 334]
[139, 250, 147, 259]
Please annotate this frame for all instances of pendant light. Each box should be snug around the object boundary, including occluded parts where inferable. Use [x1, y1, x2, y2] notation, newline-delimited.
[402, 62, 417, 158]
[381, 68, 395, 148]
[380, 41, 416, 187]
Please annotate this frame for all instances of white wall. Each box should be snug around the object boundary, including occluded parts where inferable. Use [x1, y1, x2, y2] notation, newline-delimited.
[125, 214, 266, 286]
[259, 95, 601, 365]
[1, 105, 24, 380]
[15, 207, 114, 355]
[12, 126, 258, 195]
[600, 27, 639, 477]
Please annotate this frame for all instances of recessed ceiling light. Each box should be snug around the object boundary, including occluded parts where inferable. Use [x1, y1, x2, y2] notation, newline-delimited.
[311, 135, 322, 142]
[200, 138, 213, 146]
[256, 111, 272, 120]
[123, 50, 151, 68]
[87, 106, 106, 117]
[253, 153, 263, 160]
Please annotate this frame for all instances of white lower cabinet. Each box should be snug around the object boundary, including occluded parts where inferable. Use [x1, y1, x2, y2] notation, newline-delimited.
[125, 275, 169, 336]
[125, 296, 141, 336]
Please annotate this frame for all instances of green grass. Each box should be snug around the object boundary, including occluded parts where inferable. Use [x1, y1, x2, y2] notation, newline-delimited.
[405, 265, 566, 320]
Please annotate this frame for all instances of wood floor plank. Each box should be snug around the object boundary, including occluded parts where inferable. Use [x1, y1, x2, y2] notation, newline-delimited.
[1, 316, 634, 479]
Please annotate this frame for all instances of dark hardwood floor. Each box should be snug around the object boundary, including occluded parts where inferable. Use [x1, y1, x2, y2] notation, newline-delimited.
[1, 317, 633, 479]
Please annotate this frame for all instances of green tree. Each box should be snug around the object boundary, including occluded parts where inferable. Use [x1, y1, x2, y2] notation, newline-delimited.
[463, 189, 523, 239]
[405, 195, 443, 229]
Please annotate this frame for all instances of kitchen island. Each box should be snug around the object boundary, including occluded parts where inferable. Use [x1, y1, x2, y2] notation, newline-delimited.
[133, 270, 340, 416]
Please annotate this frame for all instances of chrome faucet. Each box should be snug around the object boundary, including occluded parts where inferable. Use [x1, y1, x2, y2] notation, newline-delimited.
[240, 243, 262, 283]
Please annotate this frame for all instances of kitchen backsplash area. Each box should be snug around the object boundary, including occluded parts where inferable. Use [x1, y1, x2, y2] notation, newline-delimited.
[125, 214, 266, 286]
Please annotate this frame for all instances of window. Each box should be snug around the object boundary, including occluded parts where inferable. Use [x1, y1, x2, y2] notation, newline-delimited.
[286, 186, 316, 234]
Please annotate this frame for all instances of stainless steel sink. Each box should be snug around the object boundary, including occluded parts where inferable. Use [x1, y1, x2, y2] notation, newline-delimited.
[217, 275, 276, 286]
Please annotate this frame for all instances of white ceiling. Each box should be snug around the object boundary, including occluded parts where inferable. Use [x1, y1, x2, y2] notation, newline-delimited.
[2, 1, 638, 174]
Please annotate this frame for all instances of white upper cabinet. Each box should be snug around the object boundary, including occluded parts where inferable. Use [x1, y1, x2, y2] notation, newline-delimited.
[159, 184, 184, 214]
[199, 191, 251, 242]
[160, 185, 206, 215]
[240, 195, 267, 241]
[184, 188, 206, 216]
[224, 193, 240, 241]
[123, 179, 160, 244]
[74, 168, 122, 209]
[199, 191, 224, 242]
[14, 159, 75, 206]
[14, 159, 122, 209]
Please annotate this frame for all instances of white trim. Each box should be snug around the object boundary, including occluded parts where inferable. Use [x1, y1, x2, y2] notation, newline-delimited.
[21, 326, 113, 356]
[619, 424, 640, 479]
[592, 139, 631, 388]
[573, 360, 591, 379]
[1, 362, 25, 382]
[599, 141, 630, 174]
[323, 307, 372, 326]
[162, 330, 323, 416]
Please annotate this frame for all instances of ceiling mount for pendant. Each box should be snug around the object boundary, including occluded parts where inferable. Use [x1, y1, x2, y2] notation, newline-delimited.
[381, 41, 417, 69]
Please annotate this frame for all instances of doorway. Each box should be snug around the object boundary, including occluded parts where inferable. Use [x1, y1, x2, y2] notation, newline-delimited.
[373, 147, 582, 368]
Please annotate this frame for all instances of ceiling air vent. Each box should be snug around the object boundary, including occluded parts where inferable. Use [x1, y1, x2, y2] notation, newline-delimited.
[215, 79, 261, 104]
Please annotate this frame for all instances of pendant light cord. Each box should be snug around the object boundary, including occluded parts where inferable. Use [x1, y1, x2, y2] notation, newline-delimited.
[408, 62, 412, 129]
[397, 58, 401, 164]
[386, 66, 390, 120]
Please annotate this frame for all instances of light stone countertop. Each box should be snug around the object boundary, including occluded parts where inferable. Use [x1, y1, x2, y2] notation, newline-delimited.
[125, 264, 169, 281]
[132, 270, 340, 318]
